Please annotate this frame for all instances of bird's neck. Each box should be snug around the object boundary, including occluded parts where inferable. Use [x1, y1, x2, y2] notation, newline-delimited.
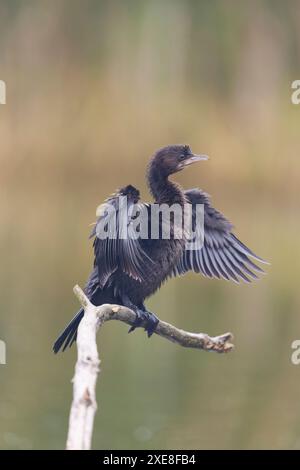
[148, 163, 186, 205]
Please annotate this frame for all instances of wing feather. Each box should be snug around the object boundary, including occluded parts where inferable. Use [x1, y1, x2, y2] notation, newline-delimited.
[172, 188, 268, 284]
[92, 186, 154, 288]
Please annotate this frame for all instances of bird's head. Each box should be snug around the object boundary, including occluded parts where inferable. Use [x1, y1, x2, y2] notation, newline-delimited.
[151, 144, 208, 177]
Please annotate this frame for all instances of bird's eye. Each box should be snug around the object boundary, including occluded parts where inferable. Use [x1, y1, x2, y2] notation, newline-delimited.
[179, 154, 185, 161]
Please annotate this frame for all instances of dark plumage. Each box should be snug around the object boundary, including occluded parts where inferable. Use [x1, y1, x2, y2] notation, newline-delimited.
[53, 144, 267, 353]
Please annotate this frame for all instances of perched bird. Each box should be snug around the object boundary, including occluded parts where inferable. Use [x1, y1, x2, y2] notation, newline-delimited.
[53, 144, 267, 353]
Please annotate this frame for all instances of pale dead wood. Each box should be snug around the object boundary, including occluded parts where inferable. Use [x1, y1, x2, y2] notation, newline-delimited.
[66, 284, 234, 450]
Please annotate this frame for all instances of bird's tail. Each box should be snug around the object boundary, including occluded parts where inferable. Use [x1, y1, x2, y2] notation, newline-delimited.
[53, 309, 84, 354]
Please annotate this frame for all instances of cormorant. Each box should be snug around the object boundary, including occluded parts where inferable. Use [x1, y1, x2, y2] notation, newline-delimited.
[53, 144, 267, 353]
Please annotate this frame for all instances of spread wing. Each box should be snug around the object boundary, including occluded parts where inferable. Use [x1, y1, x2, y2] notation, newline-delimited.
[90, 185, 153, 288]
[173, 188, 268, 283]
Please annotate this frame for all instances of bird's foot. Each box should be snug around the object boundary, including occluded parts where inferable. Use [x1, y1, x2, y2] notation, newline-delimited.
[144, 311, 159, 337]
[128, 309, 159, 337]
[128, 309, 144, 333]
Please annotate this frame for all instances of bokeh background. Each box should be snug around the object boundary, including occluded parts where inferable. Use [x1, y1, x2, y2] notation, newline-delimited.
[1, 0, 300, 450]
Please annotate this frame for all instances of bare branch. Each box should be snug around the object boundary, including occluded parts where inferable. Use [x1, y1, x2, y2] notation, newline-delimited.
[66, 284, 234, 450]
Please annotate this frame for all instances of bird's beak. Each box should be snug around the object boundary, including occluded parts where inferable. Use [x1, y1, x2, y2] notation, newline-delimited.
[183, 154, 209, 166]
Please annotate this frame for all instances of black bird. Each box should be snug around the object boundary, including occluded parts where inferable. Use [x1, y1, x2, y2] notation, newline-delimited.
[53, 145, 267, 353]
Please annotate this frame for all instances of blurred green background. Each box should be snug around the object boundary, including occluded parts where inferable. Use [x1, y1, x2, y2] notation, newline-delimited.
[1, 0, 300, 450]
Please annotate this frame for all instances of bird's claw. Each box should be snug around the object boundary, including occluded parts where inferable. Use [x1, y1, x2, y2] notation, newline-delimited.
[128, 309, 144, 333]
[144, 312, 159, 337]
[128, 310, 159, 337]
